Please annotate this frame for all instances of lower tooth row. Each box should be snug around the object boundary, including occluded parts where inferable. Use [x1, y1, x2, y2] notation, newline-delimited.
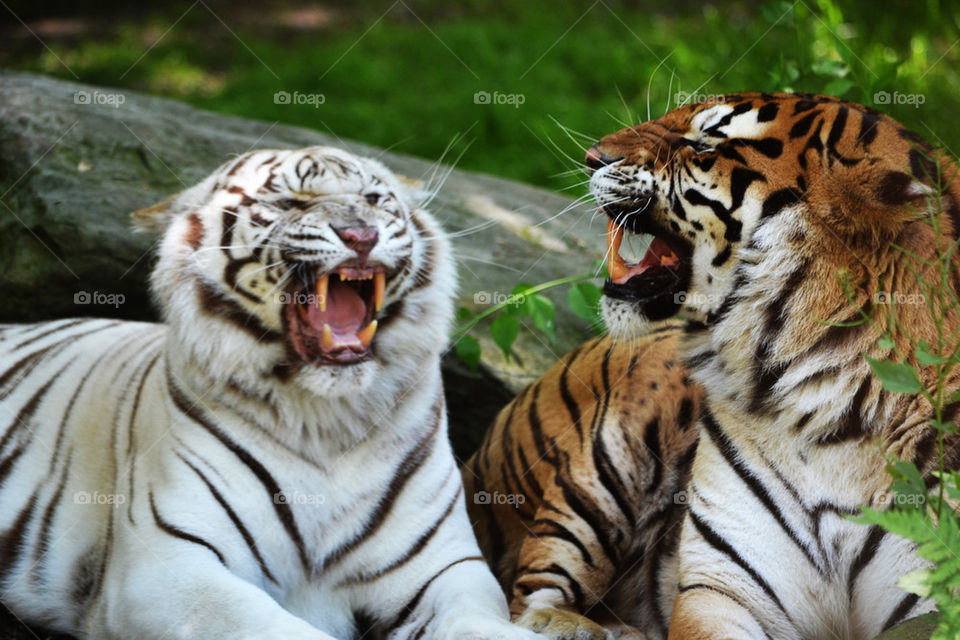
[320, 320, 378, 351]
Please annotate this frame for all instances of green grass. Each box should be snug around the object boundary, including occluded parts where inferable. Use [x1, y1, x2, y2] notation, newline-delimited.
[7, 0, 960, 190]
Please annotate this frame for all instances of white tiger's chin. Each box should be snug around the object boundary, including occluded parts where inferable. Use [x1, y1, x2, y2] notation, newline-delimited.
[292, 358, 381, 397]
[600, 296, 655, 340]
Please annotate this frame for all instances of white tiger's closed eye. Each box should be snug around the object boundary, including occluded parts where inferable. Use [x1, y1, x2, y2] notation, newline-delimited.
[271, 198, 311, 211]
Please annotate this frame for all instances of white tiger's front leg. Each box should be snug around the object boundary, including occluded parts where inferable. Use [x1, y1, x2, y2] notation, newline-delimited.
[390, 557, 544, 640]
[91, 552, 335, 640]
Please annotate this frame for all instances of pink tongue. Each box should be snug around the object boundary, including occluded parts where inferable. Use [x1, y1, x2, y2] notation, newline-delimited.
[612, 238, 679, 285]
[306, 281, 366, 334]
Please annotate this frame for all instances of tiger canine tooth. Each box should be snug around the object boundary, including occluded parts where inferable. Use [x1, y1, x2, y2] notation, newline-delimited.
[322, 323, 334, 350]
[317, 275, 329, 312]
[374, 272, 385, 311]
[606, 218, 629, 281]
[357, 320, 378, 348]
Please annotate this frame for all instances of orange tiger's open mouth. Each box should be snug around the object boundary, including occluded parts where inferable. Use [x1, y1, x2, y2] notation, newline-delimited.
[603, 216, 692, 319]
[284, 263, 388, 365]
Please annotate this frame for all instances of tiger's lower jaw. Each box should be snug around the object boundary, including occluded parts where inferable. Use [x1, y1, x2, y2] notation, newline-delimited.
[599, 296, 657, 339]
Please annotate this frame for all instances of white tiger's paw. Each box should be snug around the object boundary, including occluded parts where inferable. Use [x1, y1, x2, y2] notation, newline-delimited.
[515, 607, 614, 640]
[441, 615, 547, 640]
[607, 625, 650, 640]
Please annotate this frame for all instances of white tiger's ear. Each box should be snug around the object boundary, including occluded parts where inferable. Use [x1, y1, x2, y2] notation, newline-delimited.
[131, 180, 211, 234]
[131, 193, 181, 234]
[396, 175, 430, 206]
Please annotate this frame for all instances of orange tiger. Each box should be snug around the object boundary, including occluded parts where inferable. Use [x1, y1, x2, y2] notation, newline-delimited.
[464, 323, 701, 639]
[469, 93, 960, 640]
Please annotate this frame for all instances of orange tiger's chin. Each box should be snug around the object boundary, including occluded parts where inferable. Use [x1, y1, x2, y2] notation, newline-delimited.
[284, 263, 390, 366]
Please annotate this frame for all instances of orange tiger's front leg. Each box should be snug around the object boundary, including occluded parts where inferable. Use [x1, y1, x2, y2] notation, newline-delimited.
[507, 486, 622, 640]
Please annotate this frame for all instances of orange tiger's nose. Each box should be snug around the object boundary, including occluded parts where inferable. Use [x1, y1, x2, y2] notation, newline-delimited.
[585, 144, 621, 173]
[334, 225, 378, 260]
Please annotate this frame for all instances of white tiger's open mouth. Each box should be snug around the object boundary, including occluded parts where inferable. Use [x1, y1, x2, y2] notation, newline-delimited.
[284, 263, 388, 365]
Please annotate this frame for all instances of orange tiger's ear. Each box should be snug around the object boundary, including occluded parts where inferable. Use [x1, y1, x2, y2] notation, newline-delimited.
[131, 192, 189, 234]
[811, 162, 935, 240]
[875, 170, 934, 207]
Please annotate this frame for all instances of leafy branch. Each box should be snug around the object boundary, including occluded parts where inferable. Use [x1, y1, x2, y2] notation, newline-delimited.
[451, 273, 604, 373]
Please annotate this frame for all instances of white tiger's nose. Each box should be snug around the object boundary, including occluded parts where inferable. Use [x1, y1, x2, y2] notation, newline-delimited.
[333, 224, 378, 263]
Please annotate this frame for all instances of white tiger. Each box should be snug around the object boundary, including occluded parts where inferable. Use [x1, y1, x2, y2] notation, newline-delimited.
[0, 146, 541, 640]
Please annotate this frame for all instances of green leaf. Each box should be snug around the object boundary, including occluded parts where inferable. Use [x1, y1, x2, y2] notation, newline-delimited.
[864, 355, 923, 394]
[529, 294, 556, 343]
[568, 282, 603, 321]
[945, 472, 960, 501]
[505, 283, 534, 316]
[929, 418, 957, 434]
[878, 337, 896, 349]
[916, 342, 948, 366]
[761, 1, 794, 26]
[898, 569, 932, 598]
[591, 259, 609, 280]
[491, 314, 519, 361]
[823, 78, 854, 97]
[889, 459, 928, 508]
[811, 59, 849, 78]
[455, 306, 473, 324]
[454, 335, 481, 373]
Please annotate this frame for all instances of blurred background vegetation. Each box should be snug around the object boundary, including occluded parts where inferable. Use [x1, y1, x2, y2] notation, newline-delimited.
[2, 0, 958, 192]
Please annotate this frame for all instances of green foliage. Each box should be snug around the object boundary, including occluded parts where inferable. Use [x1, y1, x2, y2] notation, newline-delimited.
[865, 355, 924, 394]
[452, 276, 603, 371]
[568, 282, 604, 327]
[6, 1, 959, 190]
[490, 313, 519, 361]
[454, 334, 481, 373]
[854, 470, 960, 640]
